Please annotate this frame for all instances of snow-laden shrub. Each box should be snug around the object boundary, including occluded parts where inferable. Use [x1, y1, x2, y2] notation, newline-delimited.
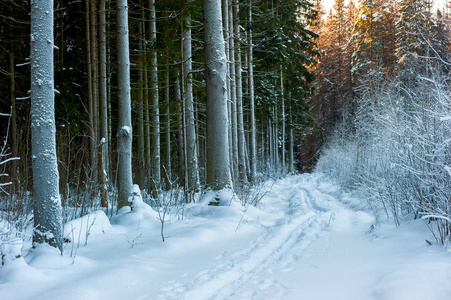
[0, 111, 24, 264]
[316, 72, 451, 244]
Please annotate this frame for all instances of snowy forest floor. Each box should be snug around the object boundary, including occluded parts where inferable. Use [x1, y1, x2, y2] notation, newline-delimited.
[2, 173, 451, 300]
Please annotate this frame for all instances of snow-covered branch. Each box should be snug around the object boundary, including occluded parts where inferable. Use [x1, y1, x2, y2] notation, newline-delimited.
[0, 157, 20, 166]
[421, 215, 451, 224]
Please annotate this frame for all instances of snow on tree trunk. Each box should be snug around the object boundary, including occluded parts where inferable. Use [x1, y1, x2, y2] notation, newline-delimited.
[99, 0, 109, 208]
[137, 14, 146, 190]
[233, 0, 247, 185]
[280, 68, 285, 174]
[116, 0, 133, 209]
[164, 64, 171, 190]
[222, 0, 233, 181]
[183, 12, 200, 193]
[149, 0, 161, 192]
[30, 0, 63, 251]
[175, 74, 185, 187]
[288, 92, 294, 173]
[228, 1, 238, 181]
[248, 0, 257, 182]
[89, 0, 99, 184]
[203, 0, 232, 191]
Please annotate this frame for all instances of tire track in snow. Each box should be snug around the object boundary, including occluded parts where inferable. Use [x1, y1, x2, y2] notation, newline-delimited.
[156, 179, 333, 300]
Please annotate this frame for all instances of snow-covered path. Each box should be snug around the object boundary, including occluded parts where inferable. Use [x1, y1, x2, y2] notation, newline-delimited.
[158, 177, 334, 299]
[157, 175, 451, 300]
[2, 174, 451, 300]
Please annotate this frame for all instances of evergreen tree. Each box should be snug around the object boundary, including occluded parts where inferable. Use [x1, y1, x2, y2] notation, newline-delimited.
[351, 0, 386, 82]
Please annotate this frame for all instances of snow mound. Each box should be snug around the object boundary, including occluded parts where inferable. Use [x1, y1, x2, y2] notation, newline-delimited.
[64, 210, 111, 244]
[330, 210, 375, 232]
[111, 187, 160, 229]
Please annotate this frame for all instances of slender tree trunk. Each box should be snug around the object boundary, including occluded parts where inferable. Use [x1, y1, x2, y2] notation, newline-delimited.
[175, 74, 185, 188]
[107, 1, 113, 181]
[288, 91, 294, 173]
[137, 11, 146, 189]
[183, 12, 200, 192]
[204, 0, 232, 191]
[180, 33, 188, 192]
[280, 68, 285, 174]
[9, 53, 18, 190]
[31, 0, 63, 251]
[89, 0, 99, 184]
[99, 0, 109, 207]
[165, 63, 172, 190]
[269, 118, 273, 169]
[228, 1, 238, 181]
[85, 0, 94, 182]
[149, 0, 160, 192]
[233, 0, 247, 184]
[143, 20, 151, 189]
[222, 0, 233, 181]
[273, 90, 278, 173]
[248, 0, 257, 182]
[116, 0, 133, 209]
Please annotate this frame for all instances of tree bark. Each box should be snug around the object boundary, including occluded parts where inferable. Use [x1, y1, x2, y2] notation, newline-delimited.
[248, 0, 257, 182]
[183, 12, 200, 192]
[175, 74, 185, 188]
[233, 0, 247, 184]
[31, 0, 63, 251]
[137, 10, 146, 189]
[89, 0, 99, 184]
[280, 68, 285, 174]
[149, 0, 160, 192]
[222, 0, 233, 181]
[9, 52, 18, 190]
[288, 91, 294, 173]
[228, 1, 238, 181]
[116, 0, 133, 208]
[165, 63, 172, 190]
[99, 0, 109, 207]
[143, 18, 151, 189]
[203, 0, 232, 191]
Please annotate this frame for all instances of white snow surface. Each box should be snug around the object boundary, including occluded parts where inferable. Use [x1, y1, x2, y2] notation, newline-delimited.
[2, 173, 451, 299]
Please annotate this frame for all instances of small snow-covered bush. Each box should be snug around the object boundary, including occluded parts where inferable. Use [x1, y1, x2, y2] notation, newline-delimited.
[0, 111, 23, 264]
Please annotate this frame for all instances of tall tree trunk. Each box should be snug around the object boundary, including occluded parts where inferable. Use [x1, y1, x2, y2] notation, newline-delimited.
[280, 68, 285, 174]
[175, 74, 185, 188]
[9, 52, 18, 190]
[149, 0, 160, 192]
[31, 0, 63, 251]
[143, 19, 151, 190]
[222, 0, 233, 181]
[233, 0, 247, 184]
[89, 0, 99, 184]
[85, 0, 93, 183]
[228, 1, 238, 181]
[269, 118, 273, 169]
[116, 0, 133, 209]
[248, 0, 257, 182]
[165, 63, 172, 190]
[288, 91, 294, 173]
[137, 10, 146, 189]
[203, 0, 232, 191]
[183, 11, 200, 193]
[273, 89, 278, 173]
[99, 0, 109, 207]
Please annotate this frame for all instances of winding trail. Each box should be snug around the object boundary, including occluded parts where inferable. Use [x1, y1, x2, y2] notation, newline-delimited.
[157, 175, 345, 300]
